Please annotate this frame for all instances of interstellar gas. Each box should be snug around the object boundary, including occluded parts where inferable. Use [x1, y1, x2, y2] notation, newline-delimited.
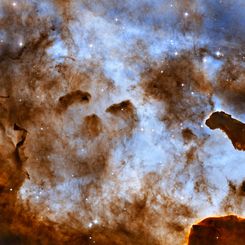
[0, 0, 245, 244]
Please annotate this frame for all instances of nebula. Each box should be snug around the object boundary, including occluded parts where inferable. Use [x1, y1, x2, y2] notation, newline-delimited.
[0, 0, 245, 244]
[188, 215, 245, 245]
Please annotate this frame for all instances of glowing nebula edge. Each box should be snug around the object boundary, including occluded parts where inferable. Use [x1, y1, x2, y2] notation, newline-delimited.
[0, 0, 245, 244]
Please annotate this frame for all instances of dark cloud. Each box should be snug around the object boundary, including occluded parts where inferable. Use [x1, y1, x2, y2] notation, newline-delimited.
[56, 90, 91, 113]
[141, 52, 213, 128]
[215, 60, 245, 113]
[206, 111, 245, 150]
[188, 215, 245, 245]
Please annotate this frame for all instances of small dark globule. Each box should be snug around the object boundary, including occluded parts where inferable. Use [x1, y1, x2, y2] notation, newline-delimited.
[82, 114, 103, 139]
[57, 90, 91, 112]
[105, 100, 138, 123]
[105, 100, 138, 136]
[182, 128, 196, 143]
[106, 100, 134, 114]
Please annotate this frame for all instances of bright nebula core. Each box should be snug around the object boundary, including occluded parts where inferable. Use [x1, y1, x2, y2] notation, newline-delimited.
[0, 0, 245, 244]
